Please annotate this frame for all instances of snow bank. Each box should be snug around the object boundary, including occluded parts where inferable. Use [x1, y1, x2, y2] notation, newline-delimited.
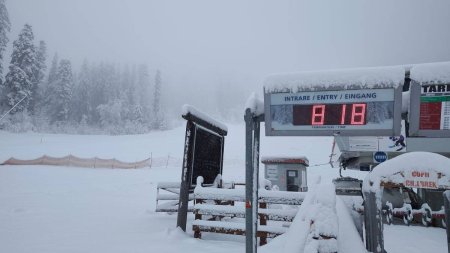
[281, 183, 340, 253]
[181, 104, 228, 132]
[244, 92, 264, 116]
[264, 65, 405, 93]
[410, 61, 450, 84]
[363, 152, 450, 193]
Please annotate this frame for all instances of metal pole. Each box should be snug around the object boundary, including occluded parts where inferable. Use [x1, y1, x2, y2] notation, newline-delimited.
[252, 116, 260, 249]
[363, 191, 385, 253]
[245, 109, 256, 253]
[177, 121, 195, 231]
[443, 190, 450, 253]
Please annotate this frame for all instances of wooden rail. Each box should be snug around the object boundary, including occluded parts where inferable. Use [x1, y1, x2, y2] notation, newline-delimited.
[192, 186, 305, 245]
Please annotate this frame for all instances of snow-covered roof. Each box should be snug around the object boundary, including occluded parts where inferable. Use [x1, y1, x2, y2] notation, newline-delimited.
[363, 152, 450, 192]
[181, 104, 228, 132]
[264, 65, 405, 93]
[261, 156, 309, 166]
[410, 61, 450, 84]
[244, 92, 264, 116]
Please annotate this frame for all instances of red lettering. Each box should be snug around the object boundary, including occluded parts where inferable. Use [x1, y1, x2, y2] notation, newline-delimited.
[312, 105, 325, 125]
[412, 171, 430, 178]
[351, 103, 366, 125]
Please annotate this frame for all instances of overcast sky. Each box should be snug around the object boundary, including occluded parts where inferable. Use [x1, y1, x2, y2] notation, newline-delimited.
[5, 0, 450, 116]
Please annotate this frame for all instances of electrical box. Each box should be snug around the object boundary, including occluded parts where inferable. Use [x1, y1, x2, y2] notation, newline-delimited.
[261, 156, 309, 192]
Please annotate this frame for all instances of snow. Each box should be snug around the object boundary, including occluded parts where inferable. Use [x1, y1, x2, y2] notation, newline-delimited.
[0, 125, 447, 253]
[181, 104, 228, 132]
[261, 156, 309, 166]
[363, 152, 450, 193]
[264, 65, 405, 93]
[194, 186, 305, 205]
[244, 92, 264, 116]
[402, 90, 410, 114]
[410, 61, 450, 84]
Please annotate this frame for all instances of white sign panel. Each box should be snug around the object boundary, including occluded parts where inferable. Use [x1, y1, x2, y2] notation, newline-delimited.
[404, 171, 439, 189]
[348, 136, 406, 152]
[266, 165, 278, 181]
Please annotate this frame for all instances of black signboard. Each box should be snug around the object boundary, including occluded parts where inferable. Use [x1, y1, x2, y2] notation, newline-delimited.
[177, 109, 227, 231]
[190, 125, 224, 188]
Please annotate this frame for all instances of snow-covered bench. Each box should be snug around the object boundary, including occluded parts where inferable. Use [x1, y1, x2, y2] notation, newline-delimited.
[192, 184, 306, 245]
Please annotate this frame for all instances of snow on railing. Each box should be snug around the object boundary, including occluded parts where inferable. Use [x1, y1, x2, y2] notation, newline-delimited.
[192, 182, 306, 244]
[194, 184, 306, 204]
[282, 183, 339, 253]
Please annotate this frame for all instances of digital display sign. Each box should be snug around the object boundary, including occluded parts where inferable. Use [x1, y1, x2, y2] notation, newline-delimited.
[419, 85, 450, 130]
[409, 82, 450, 137]
[293, 103, 367, 125]
[264, 88, 402, 136]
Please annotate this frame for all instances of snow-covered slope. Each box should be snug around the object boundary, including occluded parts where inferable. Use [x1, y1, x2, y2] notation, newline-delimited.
[0, 124, 446, 253]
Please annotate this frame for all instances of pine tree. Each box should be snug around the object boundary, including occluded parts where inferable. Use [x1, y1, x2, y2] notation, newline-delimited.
[3, 24, 36, 113]
[48, 59, 73, 122]
[47, 53, 58, 84]
[0, 0, 10, 87]
[152, 70, 164, 129]
[71, 60, 91, 122]
[29, 40, 47, 113]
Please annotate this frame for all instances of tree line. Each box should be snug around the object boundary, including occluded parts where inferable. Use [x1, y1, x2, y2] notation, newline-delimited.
[0, 0, 165, 134]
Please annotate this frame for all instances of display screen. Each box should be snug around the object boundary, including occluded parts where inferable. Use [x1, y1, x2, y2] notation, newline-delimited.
[419, 84, 450, 130]
[293, 103, 367, 125]
[268, 88, 396, 133]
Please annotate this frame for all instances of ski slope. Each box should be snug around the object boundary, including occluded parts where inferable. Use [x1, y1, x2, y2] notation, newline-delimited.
[0, 124, 447, 253]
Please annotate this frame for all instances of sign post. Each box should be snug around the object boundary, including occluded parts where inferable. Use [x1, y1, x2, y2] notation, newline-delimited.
[177, 120, 195, 231]
[177, 108, 227, 231]
[245, 108, 264, 253]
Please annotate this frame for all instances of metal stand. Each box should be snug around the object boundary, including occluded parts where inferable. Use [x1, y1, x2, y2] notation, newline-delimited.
[363, 191, 385, 253]
[245, 109, 263, 253]
[177, 120, 195, 231]
[444, 191, 450, 253]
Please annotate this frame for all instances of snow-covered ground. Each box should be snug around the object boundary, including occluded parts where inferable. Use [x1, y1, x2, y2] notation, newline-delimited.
[0, 124, 447, 252]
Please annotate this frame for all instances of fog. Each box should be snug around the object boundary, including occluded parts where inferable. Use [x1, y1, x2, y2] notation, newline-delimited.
[6, 0, 450, 122]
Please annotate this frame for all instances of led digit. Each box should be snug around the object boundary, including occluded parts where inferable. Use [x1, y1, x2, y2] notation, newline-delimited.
[351, 103, 366, 125]
[311, 105, 325, 125]
[340, 104, 347, 125]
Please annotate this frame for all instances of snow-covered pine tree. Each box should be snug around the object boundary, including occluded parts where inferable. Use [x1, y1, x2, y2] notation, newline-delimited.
[48, 59, 73, 122]
[137, 64, 151, 122]
[47, 53, 58, 85]
[152, 69, 164, 129]
[71, 60, 91, 122]
[0, 0, 10, 87]
[29, 40, 47, 114]
[3, 24, 37, 113]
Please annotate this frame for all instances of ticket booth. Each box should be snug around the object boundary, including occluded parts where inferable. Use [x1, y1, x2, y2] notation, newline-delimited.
[261, 156, 309, 192]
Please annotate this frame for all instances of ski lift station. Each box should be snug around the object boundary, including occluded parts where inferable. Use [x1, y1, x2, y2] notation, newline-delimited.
[261, 156, 309, 192]
[155, 61, 450, 253]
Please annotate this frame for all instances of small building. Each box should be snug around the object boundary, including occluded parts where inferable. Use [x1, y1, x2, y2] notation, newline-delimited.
[261, 156, 309, 192]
